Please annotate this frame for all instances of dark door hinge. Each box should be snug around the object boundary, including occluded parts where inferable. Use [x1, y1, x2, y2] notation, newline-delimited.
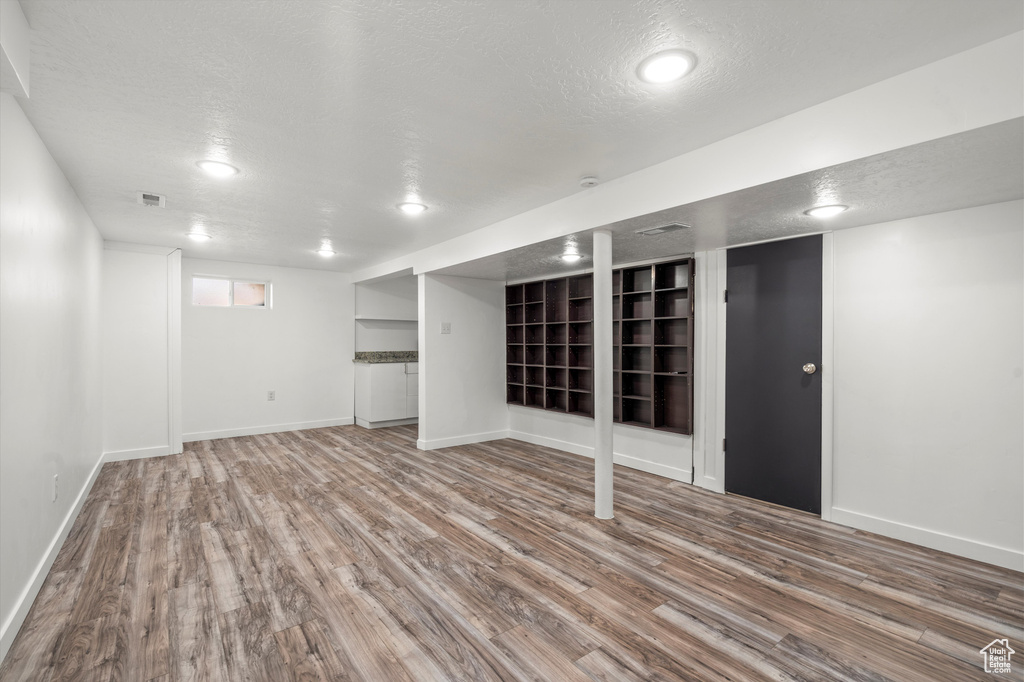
[722, 438, 727, 451]
[723, 289, 728, 303]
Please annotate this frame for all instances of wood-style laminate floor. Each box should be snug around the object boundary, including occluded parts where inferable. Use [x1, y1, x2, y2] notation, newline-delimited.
[2, 425, 1021, 681]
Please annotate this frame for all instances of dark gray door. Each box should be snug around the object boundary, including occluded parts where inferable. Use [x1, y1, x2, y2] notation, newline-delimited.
[725, 235, 822, 514]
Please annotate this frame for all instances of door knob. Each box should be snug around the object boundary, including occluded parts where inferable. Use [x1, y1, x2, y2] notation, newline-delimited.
[802, 363, 817, 375]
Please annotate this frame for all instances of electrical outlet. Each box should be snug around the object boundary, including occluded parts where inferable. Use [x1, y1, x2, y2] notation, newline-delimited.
[52, 474, 58, 502]
[440, 322, 452, 334]
[267, 391, 276, 401]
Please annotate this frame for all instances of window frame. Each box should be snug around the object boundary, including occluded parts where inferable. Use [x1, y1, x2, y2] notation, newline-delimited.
[191, 275, 272, 309]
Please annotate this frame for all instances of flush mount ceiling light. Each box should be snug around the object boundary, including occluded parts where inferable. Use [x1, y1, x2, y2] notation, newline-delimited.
[187, 231, 211, 241]
[561, 252, 582, 263]
[804, 204, 849, 218]
[317, 246, 336, 257]
[196, 160, 239, 178]
[636, 49, 697, 84]
[397, 202, 428, 215]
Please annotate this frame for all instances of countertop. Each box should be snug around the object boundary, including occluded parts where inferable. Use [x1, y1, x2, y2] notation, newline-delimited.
[353, 351, 418, 364]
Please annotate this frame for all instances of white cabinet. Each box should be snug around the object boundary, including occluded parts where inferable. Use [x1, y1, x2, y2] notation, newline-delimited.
[355, 362, 418, 427]
[405, 362, 418, 419]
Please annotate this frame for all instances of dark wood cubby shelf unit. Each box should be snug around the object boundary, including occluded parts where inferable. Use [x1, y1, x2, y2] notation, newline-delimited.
[506, 257, 694, 434]
[506, 273, 594, 417]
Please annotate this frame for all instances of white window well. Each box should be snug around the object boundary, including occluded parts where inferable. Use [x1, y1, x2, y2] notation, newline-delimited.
[192, 276, 269, 308]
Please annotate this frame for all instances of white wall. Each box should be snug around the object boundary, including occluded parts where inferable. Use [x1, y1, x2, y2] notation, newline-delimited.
[0, 93, 104, 660]
[182, 258, 355, 441]
[356, 275, 417, 319]
[831, 201, 1023, 569]
[355, 275, 418, 352]
[509, 408, 694, 482]
[355, 320, 418, 352]
[418, 274, 506, 448]
[102, 245, 181, 460]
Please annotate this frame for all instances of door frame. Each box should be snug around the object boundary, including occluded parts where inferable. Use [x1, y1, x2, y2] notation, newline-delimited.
[695, 232, 834, 520]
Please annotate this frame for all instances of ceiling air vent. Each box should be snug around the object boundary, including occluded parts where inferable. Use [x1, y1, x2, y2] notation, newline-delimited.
[137, 191, 166, 208]
[636, 222, 690, 236]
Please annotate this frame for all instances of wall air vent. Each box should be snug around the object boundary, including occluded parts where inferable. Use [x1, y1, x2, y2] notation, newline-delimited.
[137, 191, 166, 208]
[636, 222, 690, 236]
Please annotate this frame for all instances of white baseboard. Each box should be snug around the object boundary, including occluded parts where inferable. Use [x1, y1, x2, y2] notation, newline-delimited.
[355, 417, 418, 429]
[104, 444, 172, 462]
[831, 507, 1024, 572]
[417, 430, 509, 451]
[612, 452, 691, 483]
[507, 431, 692, 483]
[0, 450, 105, 662]
[183, 417, 354, 443]
[507, 430, 591, 457]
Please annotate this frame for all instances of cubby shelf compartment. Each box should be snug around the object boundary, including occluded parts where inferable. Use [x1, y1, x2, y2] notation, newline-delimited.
[545, 388, 567, 411]
[568, 368, 593, 392]
[568, 390, 593, 418]
[525, 344, 545, 366]
[655, 289, 689, 318]
[568, 322, 593, 345]
[525, 324, 545, 344]
[506, 256, 692, 434]
[653, 375, 690, 433]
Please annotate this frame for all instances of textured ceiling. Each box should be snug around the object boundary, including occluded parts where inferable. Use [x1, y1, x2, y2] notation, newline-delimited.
[434, 119, 1024, 281]
[15, 0, 1024, 271]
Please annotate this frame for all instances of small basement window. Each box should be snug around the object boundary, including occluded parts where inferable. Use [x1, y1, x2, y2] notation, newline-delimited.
[192, 276, 269, 308]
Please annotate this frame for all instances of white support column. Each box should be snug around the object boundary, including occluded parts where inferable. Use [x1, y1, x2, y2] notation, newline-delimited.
[593, 230, 614, 519]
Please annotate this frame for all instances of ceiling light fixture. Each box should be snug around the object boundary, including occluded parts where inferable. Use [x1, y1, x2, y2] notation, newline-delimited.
[561, 252, 582, 263]
[804, 204, 849, 218]
[636, 49, 697, 84]
[187, 231, 211, 241]
[317, 246, 336, 257]
[196, 160, 239, 178]
[397, 202, 428, 215]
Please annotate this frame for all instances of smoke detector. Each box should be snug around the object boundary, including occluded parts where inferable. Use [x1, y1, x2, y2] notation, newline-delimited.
[137, 191, 166, 208]
[636, 222, 690, 236]
[579, 176, 599, 188]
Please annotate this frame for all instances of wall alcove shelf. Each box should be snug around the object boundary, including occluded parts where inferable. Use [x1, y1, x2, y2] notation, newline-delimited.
[506, 256, 694, 434]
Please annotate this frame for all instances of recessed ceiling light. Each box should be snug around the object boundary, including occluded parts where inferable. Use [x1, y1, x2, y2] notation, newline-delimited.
[636, 49, 696, 84]
[397, 202, 428, 215]
[196, 160, 239, 178]
[804, 204, 849, 218]
[187, 232, 211, 241]
[317, 247, 336, 257]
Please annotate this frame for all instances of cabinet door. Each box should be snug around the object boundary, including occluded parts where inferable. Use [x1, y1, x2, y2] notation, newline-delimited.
[369, 364, 408, 421]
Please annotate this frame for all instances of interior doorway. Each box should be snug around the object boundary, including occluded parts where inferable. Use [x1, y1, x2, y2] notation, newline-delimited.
[725, 235, 823, 514]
